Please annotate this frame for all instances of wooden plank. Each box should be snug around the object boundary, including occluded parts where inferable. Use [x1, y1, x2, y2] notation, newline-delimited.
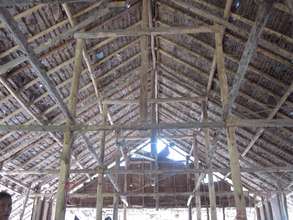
[0, 8, 72, 120]
[75, 26, 214, 39]
[225, 2, 273, 118]
[0, 0, 98, 6]
[54, 38, 84, 220]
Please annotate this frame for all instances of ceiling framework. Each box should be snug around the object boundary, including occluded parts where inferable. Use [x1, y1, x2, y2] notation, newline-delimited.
[0, 0, 292, 219]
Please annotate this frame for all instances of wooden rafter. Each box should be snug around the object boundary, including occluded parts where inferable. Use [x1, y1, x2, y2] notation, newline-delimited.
[0, 8, 72, 120]
[0, 0, 100, 6]
[241, 81, 293, 157]
[161, 0, 293, 68]
[224, 2, 273, 118]
[206, 0, 233, 95]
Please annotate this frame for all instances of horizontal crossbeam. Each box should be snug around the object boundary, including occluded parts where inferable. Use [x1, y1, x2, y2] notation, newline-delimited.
[74, 25, 214, 39]
[0, 119, 292, 132]
[2, 166, 293, 175]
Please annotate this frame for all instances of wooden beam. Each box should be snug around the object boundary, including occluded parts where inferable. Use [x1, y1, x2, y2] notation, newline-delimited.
[140, 0, 150, 121]
[2, 165, 293, 176]
[285, 0, 293, 14]
[102, 96, 206, 105]
[0, 8, 72, 120]
[215, 18, 247, 219]
[0, 119, 292, 132]
[19, 187, 31, 220]
[193, 134, 201, 220]
[75, 25, 214, 39]
[62, 2, 114, 126]
[96, 105, 107, 220]
[214, 25, 229, 118]
[113, 149, 120, 220]
[0, 1, 105, 59]
[202, 101, 217, 220]
[54, 38, 84, 220]
[33, 191, 256, 199]
[241, 81, 293, 157]
[0, 0, 98, 6]
[224, 2, 273, 118]
[206, 0, 233, 95]
[162, 0, 292, 67]
[226, 127, 247, 219]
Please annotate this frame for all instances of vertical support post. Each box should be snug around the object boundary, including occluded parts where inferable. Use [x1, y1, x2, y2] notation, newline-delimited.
[226, 127, 247, 219]
[202, 101, 217, 220]
[139, 0, 149, 121]
[96, 105, 107, 220]
[206, 208, 210, 220]
[193, 134, 201, 220]
[123, 146, 128, 220]
[19, 186, 30, 220]
[188, 204, 193, 220]
[222, 207, 225, 220]
[215, 27, 247, 219]
[54, 38, 84, 220]
[113, 149, 120, 220]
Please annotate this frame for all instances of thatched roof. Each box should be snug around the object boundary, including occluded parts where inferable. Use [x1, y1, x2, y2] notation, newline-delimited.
[0, 0, 292, 218]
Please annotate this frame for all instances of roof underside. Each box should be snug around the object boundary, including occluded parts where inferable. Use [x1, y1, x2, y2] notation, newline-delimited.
[0, 0, 293, 215]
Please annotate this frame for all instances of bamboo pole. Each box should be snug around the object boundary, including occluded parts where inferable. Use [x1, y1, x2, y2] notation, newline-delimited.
[0, 119, 292, 133]
[19, 187, 31, 220]
[193, 134, 202, 220]
[96, 105, 107, 220]
[226, 127, 247, 219]
[215, 25, 247, 219]
[54, 38, 84, 220]
[113, 149, 120, 220]
[202, 101, 217, 220]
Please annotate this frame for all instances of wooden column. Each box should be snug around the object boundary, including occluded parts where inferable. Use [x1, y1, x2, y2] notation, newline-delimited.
[222, 207, 225, 220]
[54, 38, 84, 220]
[193, 134, 201, 220]
[123, 145, 128, 220]
[215, 26, 247, 219]
[139, 0, 149, 121]
[226, 127, 247, 219]
[19, 187, 30, 220]
[113, 149, 120, 220]
[202, 101, 217, 220]
[96, 105, 107, 220]
[188, 204, 193, 220]
[264, 199, 272, 220]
